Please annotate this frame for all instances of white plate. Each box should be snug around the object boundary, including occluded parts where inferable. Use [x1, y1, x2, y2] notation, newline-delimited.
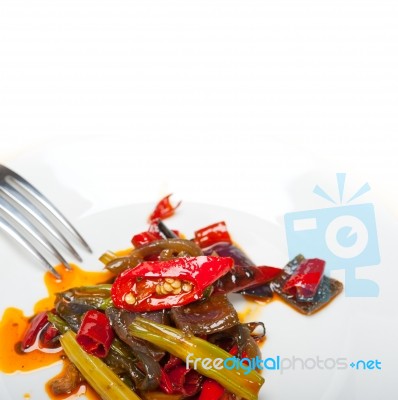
[0, 202, 391, 399]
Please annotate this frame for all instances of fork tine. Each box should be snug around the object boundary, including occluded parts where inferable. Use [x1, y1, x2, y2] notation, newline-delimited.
[7, 172, 92, 254]
[0, 183, 83, 262]
[0, 214, 61, 279]
[0, 197, 73, 270]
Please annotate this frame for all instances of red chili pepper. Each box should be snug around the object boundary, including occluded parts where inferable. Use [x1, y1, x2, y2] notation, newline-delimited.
[163, 354, 184, 373]
[167, 365, 202, 396]
[228, 344, 249, 361]
[194, 221, 232, 249]
[283, 258, 325, 300]
[160, 356, 202, 396]
[132, 223, 180, 248]
[76, 310, 114, 358]
[148, 194, 181, 223]
[131, 231, 161, 247]
[198, 379, 225, 400]
[159, 369, 174, 394]
[39, 323, 60, 349]
[21, 311, 48, 350]
[111, 256, 234, 312]
[214, 265, 282, 294]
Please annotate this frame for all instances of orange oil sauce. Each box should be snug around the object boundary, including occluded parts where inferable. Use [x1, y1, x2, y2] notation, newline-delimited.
[0, 263, 113, 399]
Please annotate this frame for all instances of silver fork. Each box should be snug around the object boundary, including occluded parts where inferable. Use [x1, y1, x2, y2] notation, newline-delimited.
[0, 165, 92, 279]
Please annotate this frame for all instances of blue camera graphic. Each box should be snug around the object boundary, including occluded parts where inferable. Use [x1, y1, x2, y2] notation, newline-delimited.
[284, 174, 380, 297]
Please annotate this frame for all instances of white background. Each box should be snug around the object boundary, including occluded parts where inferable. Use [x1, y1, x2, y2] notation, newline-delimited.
[1, 1, 397, 399]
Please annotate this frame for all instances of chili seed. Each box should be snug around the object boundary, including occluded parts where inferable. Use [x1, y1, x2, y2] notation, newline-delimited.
[163, 283, 173, 292]
[171, 279, 181, 289]
[160, 285, 169, 295]
[125, 293, 136, 305]
[182, 282, 193, 292]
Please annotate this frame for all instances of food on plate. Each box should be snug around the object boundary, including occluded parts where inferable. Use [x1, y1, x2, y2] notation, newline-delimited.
[0, 195, 343, 399]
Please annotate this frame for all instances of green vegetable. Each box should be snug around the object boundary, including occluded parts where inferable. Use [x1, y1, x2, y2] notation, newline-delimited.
[47, 313, 69, 334]
[59, 330, 141, 400]
[129, 317, 264, 400]
[99, 250, 118, 265]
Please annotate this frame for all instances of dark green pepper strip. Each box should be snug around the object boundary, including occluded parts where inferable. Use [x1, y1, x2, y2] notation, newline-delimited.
[129, 317, 264, 400]
[57, 285, 113, 310]
[47, 313, 69, 334]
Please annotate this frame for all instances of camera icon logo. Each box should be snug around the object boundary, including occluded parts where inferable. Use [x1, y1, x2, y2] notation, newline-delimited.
[284, 173, 380, 297]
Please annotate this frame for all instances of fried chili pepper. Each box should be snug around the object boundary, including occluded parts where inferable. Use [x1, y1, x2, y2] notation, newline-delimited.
[282, 258, 325, 300]
[132, 223, 180, 248]
[39, 323, 60, 349]
[271, 255, 343, 315]
[194, 221, 232, 248]
[214, 265, 282, 294]
[111, 256, 234, 312]
[131, 231, 161, 247]
[167, 366, 202, 396]
[76, 310, 114, 358]
[160, 369, 174, 394]
[21, 311, 48, 350]
[198, 379, 225, 400]
[148, 194, 181, 223]
[160, 356, 202, 397]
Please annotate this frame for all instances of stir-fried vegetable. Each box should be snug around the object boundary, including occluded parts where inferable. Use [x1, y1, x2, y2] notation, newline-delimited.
[170, 294, 240, 335]
[55, 285, 113, 311]
[8, 195, 344, 400]
[76, 310, 114, 358]
[198, 379, 225, 400]
[105, 239, 203, 274]
[202, 241, 282, 294]
[214, 265, 282, 294]
[60, 330, 142, 400]
[132, 231, 162, 247]
[194, 221, 232, 248]
[39, 323, 60, 349]
[49, 310, 163, 391]
[128, 317, 264, 400]
[282, 258, 325, 300]
[47, 358, 83, 395]
[148, 194, 181, 223]
[111, 256, 234, 312]
[271, 255, 343, 315]
[21, 311, 48, 350]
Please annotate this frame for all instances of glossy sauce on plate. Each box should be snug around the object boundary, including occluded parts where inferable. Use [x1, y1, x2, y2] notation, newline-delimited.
[0, 264, 112, 399]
